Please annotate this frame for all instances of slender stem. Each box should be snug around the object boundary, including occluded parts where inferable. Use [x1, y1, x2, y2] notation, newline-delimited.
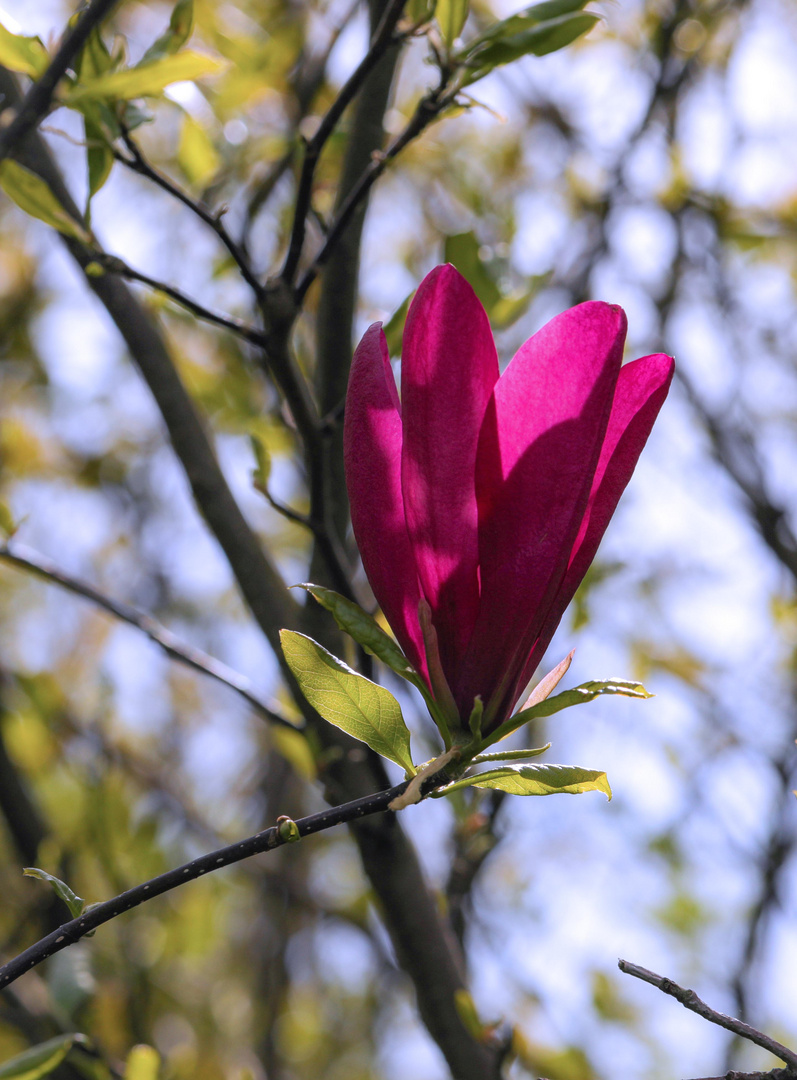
[0, 541, 295, 730]
[296, 77, 456, 302]
[685, 1072, 793, 1080]
[0, 776, 432, 991]
[115, 130, 264, 297]
[95, 254, 267, 346]
[0, 0, 122, 163]
[618, 960, 797, 1070]
[281, 0, 409, 283]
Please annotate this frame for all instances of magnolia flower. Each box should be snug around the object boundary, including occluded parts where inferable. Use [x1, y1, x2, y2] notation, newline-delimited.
[344, 265, 673, 736]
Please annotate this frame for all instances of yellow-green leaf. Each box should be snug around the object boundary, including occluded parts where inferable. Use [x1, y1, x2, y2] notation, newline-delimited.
[124, 1046, 160, 1080]
[0, 1035, 90, 1080]
[437, 763, 612, 799]
[74, 25, 113, 80]
[485, 677, 651, 747]
[436, 0, 469, 47]
[0, 161, 92, 243]
[296, 584, 416, 680]
[23, 866, 85, 917]
[178, 114, 221, 187]
[66, 52, 225, 103]
[0, 23, 48, 78]
[280, 630, 415, 776]
[141, 0, 194, 64]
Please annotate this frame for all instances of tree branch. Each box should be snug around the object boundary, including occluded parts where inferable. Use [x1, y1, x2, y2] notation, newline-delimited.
[115, 128, 264, 297]
[0, 0, 121, 163]
[281, 0, 408, 283]
[93, 252, 268, 347]
[617, 960, 797, 1071]
[296, 76, 456, 303]
[0, 775, 432, 992]
[0, 540, 295, 730]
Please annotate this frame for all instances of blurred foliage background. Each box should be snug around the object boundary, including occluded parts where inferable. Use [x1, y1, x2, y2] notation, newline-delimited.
[1, 0, 797, 1078]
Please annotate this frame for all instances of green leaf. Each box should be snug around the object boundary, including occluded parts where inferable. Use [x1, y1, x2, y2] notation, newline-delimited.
[66, 52, 225, 104]
[485, 678, 651, 746]
[436, 0, 469, 47]
[407, 0, 437, 24]
[437, 763, 612, 799]
[23, 867, 85, 917]
[444, 232, 543, 330]
[84, 114, 114, 218]
[0, 501, 18, 538]
[0, 23, 49, 77]
[0, 1035, 90, 1080]
[445, 232, 501, 310]
[280, 630, 415, 776]
[468, 696, 483, 740]
[297, 585, 416, 681]
[178, 114, 221, 187]
[124, 1046, 160, 1080]
[459, 11, 598, 85]
[141, 0, 194, 64]
[74, 25, 113, 81]
[461, 0, 588, 50]
[470, 743, 550, 764]
[250, 433, 271, 489]
[0, 161, 92, 243]
[383, 292, 413, 356]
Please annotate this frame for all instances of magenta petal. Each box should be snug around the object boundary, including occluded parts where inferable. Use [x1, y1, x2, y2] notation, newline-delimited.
[462, 302, 627, 720]
[514, 350, 675, 697]
[344, 323, 426, 677]
[401, 265, 499, 685]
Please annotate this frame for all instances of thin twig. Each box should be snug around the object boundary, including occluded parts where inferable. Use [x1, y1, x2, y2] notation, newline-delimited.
[115, 129, 264, 297]
[295, 76, 456, 302]
[0, 540, 295, 730]
[95, 253, 268, 346]
[684, 1071, 793, 1080]
[281, 0, 409, 283]
[617, 960, 797, 1070]
[0, 773, 450, 991]
[0, 0, 121, 164]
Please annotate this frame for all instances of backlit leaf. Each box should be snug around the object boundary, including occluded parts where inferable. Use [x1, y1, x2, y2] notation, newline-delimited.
[178, 114, 221, 187]
[84, 114, 114, 215]
[0, 161, 92, 243]
[141, 0, 194, 65]
[66, 52, 225, 103]
[296, 584, 416, 680]
[23, 866, 85, 917]
[485, 678, 651, 746]
[0, 1035, 90, 1080]
[280, 630, 415, 775]
[383, 292, 413, 355]
[437, 763, 611, 799]
[436, 0, 469, 47]
[0, 23, 48, 77]
[459, 10, 598, 85]
[124, 1046, 160, 1080]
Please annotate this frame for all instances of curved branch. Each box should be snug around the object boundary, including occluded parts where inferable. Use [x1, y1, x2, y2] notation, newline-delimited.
[0, 541, 295, 730]
[115, 129, 264, 297]
[94, 253, 268, 347]
[296, 77, 455, 303]
[618, 960, 797, 1071]
[0, 779, 411, 991]
[281, 0, 408, 283]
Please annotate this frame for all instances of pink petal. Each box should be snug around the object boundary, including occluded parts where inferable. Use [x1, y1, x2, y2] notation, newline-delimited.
[461, 302, 627, 720]
[401, 265, 499, 686]
[344, 323, 426, 677]
[513, 351, 675, 700]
